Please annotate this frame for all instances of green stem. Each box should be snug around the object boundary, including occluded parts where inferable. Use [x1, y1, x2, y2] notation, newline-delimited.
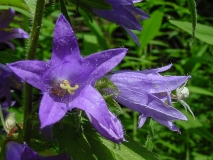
[23, 0, 45, 144]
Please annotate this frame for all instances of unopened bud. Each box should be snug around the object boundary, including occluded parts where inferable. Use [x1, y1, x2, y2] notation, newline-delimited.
[5, 113, 16, 133]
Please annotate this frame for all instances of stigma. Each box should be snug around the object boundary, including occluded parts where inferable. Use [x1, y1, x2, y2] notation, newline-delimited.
[51, 80, 79, 97]
[60, 80, 79, 95]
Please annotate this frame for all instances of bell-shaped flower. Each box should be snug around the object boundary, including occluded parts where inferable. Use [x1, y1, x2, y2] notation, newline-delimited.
[93, 0, 149, 45]
[105, 64, 191, 133]
[8, 14, 127, 130]
[0, 8, 29, 50]
[86, 110, 125, 144]
[5, 141, 71, 160]
[0, 63, 23, 106]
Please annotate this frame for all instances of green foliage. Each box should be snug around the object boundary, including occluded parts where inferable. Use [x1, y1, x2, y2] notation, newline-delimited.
[0, 0, 29, 11]
[23, 0, 36, 17]
[53, 115, 158, 160]
[170, 20, 213, 45]
[0, 52, 21, 64]
[138, 10, 164, 54]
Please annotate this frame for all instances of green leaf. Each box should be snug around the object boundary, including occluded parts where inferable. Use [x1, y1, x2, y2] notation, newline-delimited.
[23, 0, 36, 17]
[0, 0, 29, 11]
[138, 10, 164, 54]
[169, 20, 213, 45]
[80, 10, 108, 50]
[53, 116, 158, 160]
[187, 0, 197, 45]
[100, 135, 158, 160]
[188, 86, 213, 97]
[0, 52, 21, 64]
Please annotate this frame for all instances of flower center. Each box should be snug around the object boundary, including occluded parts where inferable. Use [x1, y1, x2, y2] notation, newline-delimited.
[51, 80, 79, 97]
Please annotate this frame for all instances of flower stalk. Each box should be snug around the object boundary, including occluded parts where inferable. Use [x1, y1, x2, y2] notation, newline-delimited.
[23, 0, 45, 144]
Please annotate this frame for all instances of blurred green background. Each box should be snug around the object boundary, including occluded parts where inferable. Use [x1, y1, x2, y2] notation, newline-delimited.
[1, 0, 213, 159]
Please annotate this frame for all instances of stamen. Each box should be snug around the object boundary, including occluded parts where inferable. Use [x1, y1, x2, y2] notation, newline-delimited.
[59, 80, 79, 95]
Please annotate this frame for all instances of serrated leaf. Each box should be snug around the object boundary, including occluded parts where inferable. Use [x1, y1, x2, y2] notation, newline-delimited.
[0, 0, 29, 11]
[187, 0, 197, 45]
[0, 52, 21, 64]
[23, 0, 36, 17]
[169, 20, 213, 45]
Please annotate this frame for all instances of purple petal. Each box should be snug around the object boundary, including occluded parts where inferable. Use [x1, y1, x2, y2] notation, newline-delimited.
[8, 60, 49, 90]
[123, 5, 150, 20]
[0, 28, 29, 42]
[107, 72, 191, 93]
[6, 141, 71, 160]
[51, 14, 81, 65]
[1, 41, 15, 50]
[140, 64, 173, 75]
[111, 87, 187, 121]
[70, 85, 111, 128]
[138, 113, 147, 128]
[86, 111, 125, 144]
[0, 63, 13, 77]
[93, 6, 142, 30]
[155, 119, 181, 133]
[5, 141, 23, 160]
[82, 48, 127, 85]
[39, 94, 68, 128]
[123, 27, 140, 46]
[0, 8, 14, 29]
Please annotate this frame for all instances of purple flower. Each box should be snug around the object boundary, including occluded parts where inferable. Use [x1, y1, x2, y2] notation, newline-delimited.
[0, 63, 23, 106]
[5, 141, 71, 160]
[105, 64, 191, 133]
[86, 110, 125, 144]
[0, 8, 29, 50]
[8, 14, 127, 132]
[93, 0, 149, 45]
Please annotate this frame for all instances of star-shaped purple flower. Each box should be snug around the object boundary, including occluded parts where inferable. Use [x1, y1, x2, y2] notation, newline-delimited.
[0, 63, 23, 106]
[93, 0, 149, 45]
[8, 14, 127, 131]
[0, 8, 29, 50]
[5, 141, 71, 160]
[105, 64, 191, 133]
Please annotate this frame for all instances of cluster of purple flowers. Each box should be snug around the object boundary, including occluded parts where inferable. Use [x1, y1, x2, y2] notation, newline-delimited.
[93, 0, 149, 45]
[0, 3, 192, 159]
[0, 8, 29, 50]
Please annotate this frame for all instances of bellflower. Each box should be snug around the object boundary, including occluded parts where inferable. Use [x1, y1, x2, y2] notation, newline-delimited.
[0, 8, 29, 50]
[105, 64, 191, 133]
[5, 141, 71, 160]
[86, 110, 125, 144]
[8, 14, 127, 131]
[93, 0, 149, 45]
[0, 63, 23, 105]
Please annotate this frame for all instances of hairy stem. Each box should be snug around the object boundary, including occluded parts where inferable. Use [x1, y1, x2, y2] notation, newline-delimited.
[23, 0, 45, 144]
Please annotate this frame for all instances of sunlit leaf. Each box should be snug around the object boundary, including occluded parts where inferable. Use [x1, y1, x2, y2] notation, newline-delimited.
[169, 20, 213, 45]
[188, 86, 213, 96]
[0, 0, 29, 11]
